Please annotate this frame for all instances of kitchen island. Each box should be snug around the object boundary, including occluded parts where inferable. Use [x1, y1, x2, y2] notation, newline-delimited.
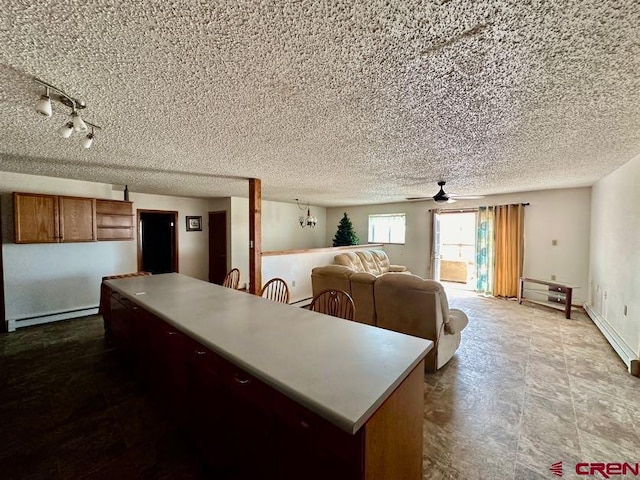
[102, 273, 432, 479]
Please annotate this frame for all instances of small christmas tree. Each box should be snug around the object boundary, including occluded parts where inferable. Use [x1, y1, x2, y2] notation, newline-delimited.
[333, 212, 359, 247]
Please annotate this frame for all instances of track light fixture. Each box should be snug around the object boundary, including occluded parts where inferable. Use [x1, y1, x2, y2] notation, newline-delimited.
[33, 78, 102, 148]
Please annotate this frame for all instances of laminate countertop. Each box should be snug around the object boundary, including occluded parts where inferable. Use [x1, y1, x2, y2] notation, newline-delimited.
[105, 273, 432, 434]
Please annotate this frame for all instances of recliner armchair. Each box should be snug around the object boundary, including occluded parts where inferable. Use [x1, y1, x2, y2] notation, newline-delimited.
[374, 274, 468, 371]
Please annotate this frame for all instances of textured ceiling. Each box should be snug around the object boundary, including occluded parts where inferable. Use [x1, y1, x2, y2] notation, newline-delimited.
[1, 0, 639, 206]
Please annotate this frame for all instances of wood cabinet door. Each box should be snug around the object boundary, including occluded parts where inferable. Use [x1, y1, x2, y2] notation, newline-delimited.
[13, 192, 59, 243]
[59, 196, 97, 242]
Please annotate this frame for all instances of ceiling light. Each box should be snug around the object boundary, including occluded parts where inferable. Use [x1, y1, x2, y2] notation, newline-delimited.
[57, 122, 74, 138]
[34, 87, 52, 117]
[32, 78, 103, 146]
[296, 199, 317, 228]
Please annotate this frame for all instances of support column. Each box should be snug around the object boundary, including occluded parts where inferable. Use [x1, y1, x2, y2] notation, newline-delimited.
[249, 178, 262, 295]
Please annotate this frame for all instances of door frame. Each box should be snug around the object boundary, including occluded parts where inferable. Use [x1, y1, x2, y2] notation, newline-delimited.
[137, 209, 179, 273]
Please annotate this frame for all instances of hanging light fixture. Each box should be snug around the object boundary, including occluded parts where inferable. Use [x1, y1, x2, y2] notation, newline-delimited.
[296, 199, 318, 228]
[33, 78, 102, 147]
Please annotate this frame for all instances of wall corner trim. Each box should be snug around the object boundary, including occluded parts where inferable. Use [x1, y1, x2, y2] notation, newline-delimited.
[584, 303, 639, 376]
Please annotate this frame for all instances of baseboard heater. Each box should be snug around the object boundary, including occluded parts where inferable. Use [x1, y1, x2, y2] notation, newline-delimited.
[7, 305, 99, 332]
[584, 303, 639, 376]
[290, 297, 312, 308]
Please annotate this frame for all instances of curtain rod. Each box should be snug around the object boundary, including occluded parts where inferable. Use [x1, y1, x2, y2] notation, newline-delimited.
[428, 203, 530, 212]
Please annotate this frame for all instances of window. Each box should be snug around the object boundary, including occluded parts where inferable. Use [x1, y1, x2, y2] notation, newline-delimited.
[368, 213, 406, 244]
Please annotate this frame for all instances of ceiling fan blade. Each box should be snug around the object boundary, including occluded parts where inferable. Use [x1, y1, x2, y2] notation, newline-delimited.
[450, 195, 485, 200]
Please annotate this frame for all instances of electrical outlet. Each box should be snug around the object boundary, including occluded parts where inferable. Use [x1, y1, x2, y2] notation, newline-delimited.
[292, 280, 296, 287]
[551, 274, 556, 281]
[552, 239, 558, 246]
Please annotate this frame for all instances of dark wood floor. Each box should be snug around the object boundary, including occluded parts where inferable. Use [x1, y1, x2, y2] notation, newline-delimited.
[0, 315, 208, 479]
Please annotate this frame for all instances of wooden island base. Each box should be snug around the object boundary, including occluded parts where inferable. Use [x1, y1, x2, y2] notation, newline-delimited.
[103, 282, 426, 479]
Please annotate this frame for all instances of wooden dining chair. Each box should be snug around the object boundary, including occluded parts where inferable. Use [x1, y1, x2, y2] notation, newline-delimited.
[222, 268, 241, 289]
[309, 289, 355, 321]
[260, 278, 290, 304]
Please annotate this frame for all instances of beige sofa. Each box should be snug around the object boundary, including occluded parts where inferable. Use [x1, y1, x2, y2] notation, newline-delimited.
[311, 250, 408, 325]
[311, 253, 468, 370]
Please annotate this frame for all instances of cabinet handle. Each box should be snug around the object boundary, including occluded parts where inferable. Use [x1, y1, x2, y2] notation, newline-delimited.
[167, 331, 177, 336]
[195, 350, 206, 356]
[234, 376, 250, 385]
[300, 419, 310, 429]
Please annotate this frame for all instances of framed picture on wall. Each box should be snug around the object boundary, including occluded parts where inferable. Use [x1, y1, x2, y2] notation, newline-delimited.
[186, 216, 202, 231]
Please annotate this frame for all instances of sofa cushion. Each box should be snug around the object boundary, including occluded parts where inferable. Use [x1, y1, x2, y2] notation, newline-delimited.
[355, 250, 384, 275]
[334, 252, 366, 272]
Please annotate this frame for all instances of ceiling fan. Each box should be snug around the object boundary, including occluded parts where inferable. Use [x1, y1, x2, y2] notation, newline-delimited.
[406, 181, 485, 204]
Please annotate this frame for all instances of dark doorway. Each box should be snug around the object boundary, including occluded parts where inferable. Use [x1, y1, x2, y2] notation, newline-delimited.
[0, 200, 6, 333]
[208, 211, 227, 284]
[137, 210, 178, 274]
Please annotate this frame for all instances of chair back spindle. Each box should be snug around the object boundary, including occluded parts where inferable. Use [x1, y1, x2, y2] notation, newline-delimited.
[260, 278, 290, 304]
[223, 268, 241, 289]
[309, 289, 355, 321]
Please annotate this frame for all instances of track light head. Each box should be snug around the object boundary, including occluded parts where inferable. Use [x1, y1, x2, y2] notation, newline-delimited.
[80, 132, 94, 149]
[71, 111, 87, 132]
[35, 88, 52, 117]
[57, 122, 74, 138]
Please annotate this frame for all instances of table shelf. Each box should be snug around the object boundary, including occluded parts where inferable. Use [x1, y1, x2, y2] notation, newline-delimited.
[518, 277, 576, 319]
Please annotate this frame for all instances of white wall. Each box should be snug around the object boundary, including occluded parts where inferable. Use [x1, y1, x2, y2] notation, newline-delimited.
[326, 187, 592, 303]
[0, 171, 212, 327]
[129, 191, 211, 281]
[1, 173, 130, 324]
[588, 154, 640, 359]
[227, 197, 327, 289]
[262, 245, 380, 303]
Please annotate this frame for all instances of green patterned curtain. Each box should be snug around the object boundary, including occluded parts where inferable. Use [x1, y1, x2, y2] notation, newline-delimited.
[476, 206, 495, 295]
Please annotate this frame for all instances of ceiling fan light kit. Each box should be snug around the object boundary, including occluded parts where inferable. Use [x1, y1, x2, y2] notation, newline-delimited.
[33, 78, 101, 148]
[406, 181, 486, 203]
[433, 181, 453, 204]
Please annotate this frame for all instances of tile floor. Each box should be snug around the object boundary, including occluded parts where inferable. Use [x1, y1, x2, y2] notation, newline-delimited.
[0, 292, 638, 479]
[423, 290, 640, 479]
[0, 317, 209, 479]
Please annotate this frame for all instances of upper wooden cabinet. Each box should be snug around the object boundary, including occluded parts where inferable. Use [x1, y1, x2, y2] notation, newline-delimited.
[59, 196, 97, 242]
[96, 200, 134, 241]
[14, 192, 97, 244]
[14, 193, 60, 243]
